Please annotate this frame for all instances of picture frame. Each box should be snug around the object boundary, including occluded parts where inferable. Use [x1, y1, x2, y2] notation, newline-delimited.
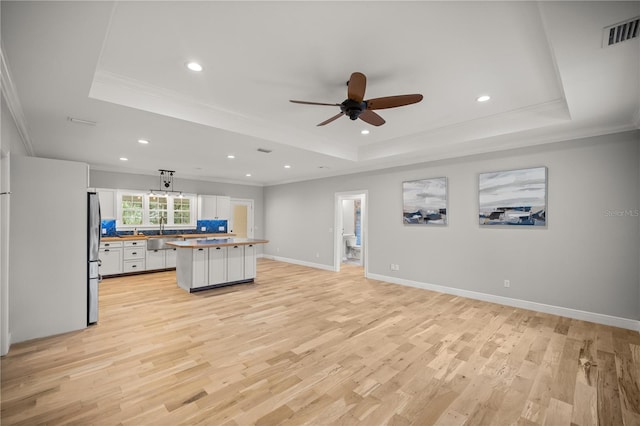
[402, 177, 448, 225]
[478, 166, 547, 227]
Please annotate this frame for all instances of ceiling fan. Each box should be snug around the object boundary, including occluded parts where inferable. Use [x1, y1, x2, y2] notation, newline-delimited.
[290, 72, 423, 127]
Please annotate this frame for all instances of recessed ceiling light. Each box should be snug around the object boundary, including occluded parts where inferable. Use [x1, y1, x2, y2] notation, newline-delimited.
[361, 129, 370, 135]
[138, 139, 149, 144]
[245, 173, 252, 177]
[227, 155, 235, 159]
[186, 62, 203, 72]
[119, 157, 128, 161]
[284, 165, 291, 169]
[476, 95, 491, 102]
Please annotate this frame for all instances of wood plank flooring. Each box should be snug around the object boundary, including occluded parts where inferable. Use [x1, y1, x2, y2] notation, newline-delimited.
[2, 259, 639, 425]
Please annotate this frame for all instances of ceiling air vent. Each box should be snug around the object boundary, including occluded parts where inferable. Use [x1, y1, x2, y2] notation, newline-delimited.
[257, 148, 272, 153]
[603, 17, 639, 47]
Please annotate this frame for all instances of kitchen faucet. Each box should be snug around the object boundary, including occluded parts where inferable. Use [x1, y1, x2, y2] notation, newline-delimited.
[159, 216, 165, 235]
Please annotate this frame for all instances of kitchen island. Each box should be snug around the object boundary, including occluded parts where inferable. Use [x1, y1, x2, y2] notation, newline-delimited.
[166, 238, 268, 292]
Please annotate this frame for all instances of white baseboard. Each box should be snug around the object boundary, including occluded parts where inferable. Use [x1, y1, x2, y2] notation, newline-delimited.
[261, 255, 335, 272]
[367, 273, 640, 332]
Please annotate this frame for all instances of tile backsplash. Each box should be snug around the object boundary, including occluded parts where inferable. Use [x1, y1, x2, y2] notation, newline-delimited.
[101, 219, 228, 237]
[101, 219, 117, 237]
[196, 219, 228, 233]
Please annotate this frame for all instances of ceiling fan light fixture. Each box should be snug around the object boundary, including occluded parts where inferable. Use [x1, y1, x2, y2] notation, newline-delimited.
[186, 61, 203, 72]
[476, 95, 491, 102]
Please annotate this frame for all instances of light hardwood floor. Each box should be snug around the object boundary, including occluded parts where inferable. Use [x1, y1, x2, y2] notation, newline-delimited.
[2, 259, 639, 425]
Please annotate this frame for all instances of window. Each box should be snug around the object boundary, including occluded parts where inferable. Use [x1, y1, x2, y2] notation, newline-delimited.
[121, 194, 143, 225]
[173, 197, 191, 224]
[117, 191, 196, 229]
[149, 196, 168, 225]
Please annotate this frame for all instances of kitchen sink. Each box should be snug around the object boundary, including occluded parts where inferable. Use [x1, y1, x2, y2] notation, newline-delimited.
[147, 236, 181, 250]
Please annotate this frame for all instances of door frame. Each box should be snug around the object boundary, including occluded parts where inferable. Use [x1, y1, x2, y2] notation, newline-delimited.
[334, 190, 368, 276]
[1, 150, 10, 355]
[229, 198, 254, 238]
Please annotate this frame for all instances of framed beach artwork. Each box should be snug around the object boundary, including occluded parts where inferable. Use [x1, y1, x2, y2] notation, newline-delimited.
[478, 166, 547, 227]
[402, 177, 447, 225]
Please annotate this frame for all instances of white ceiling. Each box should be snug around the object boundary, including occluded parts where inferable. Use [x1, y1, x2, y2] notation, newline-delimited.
[2, 1, 639, 186]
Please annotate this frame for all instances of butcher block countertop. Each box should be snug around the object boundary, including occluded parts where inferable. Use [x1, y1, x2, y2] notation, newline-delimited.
[101, 233, 235, 242]
[166, 238, 269, 249]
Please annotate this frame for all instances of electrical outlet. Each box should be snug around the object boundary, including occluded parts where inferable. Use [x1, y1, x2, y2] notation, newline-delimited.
[395, 264, 400, 271]
[200, 226, 206, 232]
[101, 228, 106, 234]
[504, 279, 510, 288]
[316, 252, 320, 258]
[218, 226, 224, 231]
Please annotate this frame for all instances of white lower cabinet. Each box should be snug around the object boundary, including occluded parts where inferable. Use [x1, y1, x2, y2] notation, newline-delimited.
[123, 239, 146, 272]
[208, 246, 227, 285]
[176, 248, 209, 291]
[244, 244, 256, 279]
[227, 245, 244, 282]
[99, 241, 123, 276]
[146, 246, 179, 271]
[146, 249, 165, 270]
[193, 248, 209, 287]
[165, 248, 177, 268]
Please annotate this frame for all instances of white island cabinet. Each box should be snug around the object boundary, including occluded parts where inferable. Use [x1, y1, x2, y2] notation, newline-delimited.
[174, 247, 209, 290]
[168, 238, 268, 293]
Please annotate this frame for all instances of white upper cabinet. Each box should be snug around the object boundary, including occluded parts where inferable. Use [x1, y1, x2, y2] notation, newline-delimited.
[197, 195, 231, 220]
[96, 188, 116, 219]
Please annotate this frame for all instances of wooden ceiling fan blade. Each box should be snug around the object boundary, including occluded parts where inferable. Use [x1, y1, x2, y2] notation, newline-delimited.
[347, 72, 367, 103]
[290, 100, 341, 107]
[359, 110, 385, 126]
[317, 112, 344, 126]
[366, 94, 423, 110]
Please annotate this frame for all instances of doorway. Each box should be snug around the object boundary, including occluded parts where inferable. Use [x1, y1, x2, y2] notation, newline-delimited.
[229, 199, 254, 238]
[334, 191, 367, 276]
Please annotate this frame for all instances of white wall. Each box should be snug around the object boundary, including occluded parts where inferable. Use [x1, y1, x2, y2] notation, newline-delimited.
[89, 170, 265, 244]
[10, 155, 88, 343]
[265, 131, 640, 324]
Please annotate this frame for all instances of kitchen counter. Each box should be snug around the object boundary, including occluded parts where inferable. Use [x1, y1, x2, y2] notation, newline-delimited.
[101, 233, 235, 242]
[166, 238, 268, 249]
[169, 238, 268, 293]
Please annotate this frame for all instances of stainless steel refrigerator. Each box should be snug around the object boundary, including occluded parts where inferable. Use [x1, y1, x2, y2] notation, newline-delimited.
[88, 192, 101, 325]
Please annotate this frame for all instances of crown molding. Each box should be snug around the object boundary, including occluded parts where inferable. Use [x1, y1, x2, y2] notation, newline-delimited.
[0, 44, 35, 156]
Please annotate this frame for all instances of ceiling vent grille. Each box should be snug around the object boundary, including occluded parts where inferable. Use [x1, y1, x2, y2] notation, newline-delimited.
[603, 17, 639, 47]
[257, 148, 272, 153]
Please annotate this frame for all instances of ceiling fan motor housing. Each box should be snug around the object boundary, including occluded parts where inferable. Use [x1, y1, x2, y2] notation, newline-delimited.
[341, 99, 366, 120]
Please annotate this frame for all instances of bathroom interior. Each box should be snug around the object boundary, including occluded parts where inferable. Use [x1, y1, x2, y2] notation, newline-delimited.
[341, 198, 362, 266]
